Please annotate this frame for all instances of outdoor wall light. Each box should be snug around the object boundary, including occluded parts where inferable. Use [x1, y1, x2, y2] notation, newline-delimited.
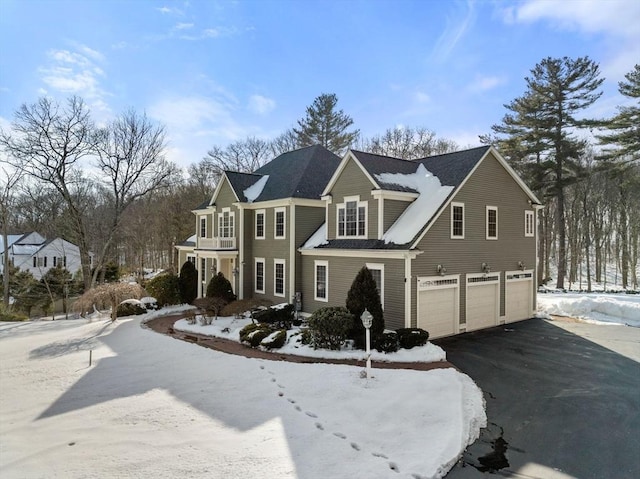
[481, 262, 491, 274]
[436, 264, 447, 276]
[518, 261, 526, 271]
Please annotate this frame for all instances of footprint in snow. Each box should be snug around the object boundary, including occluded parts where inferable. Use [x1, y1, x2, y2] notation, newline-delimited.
[305, 412, 317, 418]
[372, 452, 388, 459]
[270, 378, 276, 383]
[351, 442, 360, 451]
[388, 462, 399, 473]
[277, 384, 284, 389]
[315, 422, 324, 430]
[287, 398, 296, 404]
[259, 365, 265, 370]
[333, 432, 346, 439]
[295, 405, 301, 412]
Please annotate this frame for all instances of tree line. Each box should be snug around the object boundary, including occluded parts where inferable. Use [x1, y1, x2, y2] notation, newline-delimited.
[1, 57, 638, 317]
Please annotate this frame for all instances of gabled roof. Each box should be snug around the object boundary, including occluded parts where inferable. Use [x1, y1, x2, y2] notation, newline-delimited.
[212, 145, 341, 206]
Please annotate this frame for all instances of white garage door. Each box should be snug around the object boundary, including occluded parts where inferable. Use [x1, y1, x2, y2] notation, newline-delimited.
[417, 275, 459, 339]
[466, 273, 500, 332]
[505, 271, 534, 323]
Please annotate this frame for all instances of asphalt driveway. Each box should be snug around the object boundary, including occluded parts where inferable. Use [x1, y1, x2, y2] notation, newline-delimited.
[434, 317, 640, 479]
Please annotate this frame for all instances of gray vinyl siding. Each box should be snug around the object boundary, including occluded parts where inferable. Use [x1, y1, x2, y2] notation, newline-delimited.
[300, 255, 406, 330]
[247, 206, 290, 303]
[213, 182, 238, 236]
[241, 209, 253, 298]
[327, 159, 378, 239]
[410, 151, 537, 326]
[294, 206, 325, 292]
[383, 199, 410, 233]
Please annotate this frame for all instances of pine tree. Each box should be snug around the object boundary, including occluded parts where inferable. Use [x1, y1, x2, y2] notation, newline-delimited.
[293, 93, 359, 154]
[598, 64, 640, 162]
[178, 261, 198, 304]
[488, 56, 603, 289]
[345, 267, 384, 348]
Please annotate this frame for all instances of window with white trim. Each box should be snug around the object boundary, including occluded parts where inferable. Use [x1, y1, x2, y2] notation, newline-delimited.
[451, 202, 464, 239]
[525, 210, 534, 237]
[274, 259, 285, 297]
[274, 208, 286, 239]
[199, 216, 207, 238]
[218, 209, 235, 238]
[337, 196, 367, 238]
[366, 263, 384, 309]
[255, 210, 265, 239]
[187, 255, 196, 264]
[486, 206, 498, 240]
[255, 258, 265, 294]
[314, 260, 328, 301]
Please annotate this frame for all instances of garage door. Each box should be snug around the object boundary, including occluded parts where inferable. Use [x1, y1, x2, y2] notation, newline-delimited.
[466, 273, 500, 332]
[505, 271, 534, 323]
[417, 275, 459, 339]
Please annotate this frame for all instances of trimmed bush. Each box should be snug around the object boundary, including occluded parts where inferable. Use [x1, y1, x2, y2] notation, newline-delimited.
[396, 328, 430, 349]
[193, 296, 228, 320]
[305, 306, 354, 350]
[116, 301, 147, 317]
[206, 272, 236, 304]
[254, 303, 294, 329]
[375, 331, 399, 353]
[261, 329, 287, 349]
[145, 273, 181, 306]
[346, 267, 384, 349]
[239, 323, 272, 348]
[178, 261, 198, 304]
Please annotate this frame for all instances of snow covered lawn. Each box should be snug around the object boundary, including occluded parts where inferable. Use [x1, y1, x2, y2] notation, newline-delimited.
[538, 292, 640, 327]
[0, 313, 485, 479]
[174, 314, 447, 363]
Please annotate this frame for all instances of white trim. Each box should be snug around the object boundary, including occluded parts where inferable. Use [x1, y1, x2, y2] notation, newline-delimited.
[314, 260, 329, 302]
[274, 207, 286, 239]
[289, 205, 296, 302]
[299, 248, 422, 260]
[486, 206, 498, 240]
[404, 254, 412, 328]
[525, 210, 535, 237]
[217, 207, 235, 239]
[210, 173, 240, 206]
[336, 195, 368, 239]
[274, 259, 286, 297]
[322, 150, 380, 197]
[366, 263, 384, 309]
[371, 190, 419, 202]
[450, 202, 465, 239]
[254, 258, 265, 294]
[377, 196, 384, 240]
[255, 209, 266, 239]
[199, 216, 207, 238]
[238, 205, 245, 299]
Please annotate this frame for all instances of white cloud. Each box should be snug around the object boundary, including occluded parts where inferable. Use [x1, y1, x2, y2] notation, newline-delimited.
[175, 22, 194, 30]
[503, 0, 640, 81]
[414, 91, 431, 103]
[38, 45, 111, 116]
[248, 95, 276, 115]
[157, 6, 183, 15]
[431, 0, 477, 63]
[468, 75, 507, 92]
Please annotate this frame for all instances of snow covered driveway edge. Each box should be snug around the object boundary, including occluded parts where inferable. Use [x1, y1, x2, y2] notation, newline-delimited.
[537, 293, 640, 327]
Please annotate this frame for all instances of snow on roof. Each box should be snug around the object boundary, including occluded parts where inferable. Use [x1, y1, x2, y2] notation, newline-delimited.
[243, 175, 269, 203]
[301, 223, 328, 249]
[376, 164, 454, 245]
[11, 244, 42, 256]
[187, 234, 196, 243]
[0, 235, 22, 251]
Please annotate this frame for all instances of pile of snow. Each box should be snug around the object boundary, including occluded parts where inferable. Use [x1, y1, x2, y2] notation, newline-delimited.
[174, 314, 447, 363]
[0, 314, 485, 479]
[376, 164, 453, 245]
[301, 223, 328, 249]
[538, 292, 640, 327]
[243, 175, 269, 202]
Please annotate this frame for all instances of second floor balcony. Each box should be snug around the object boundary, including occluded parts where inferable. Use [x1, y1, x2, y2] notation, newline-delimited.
[197, 236, 236, 250]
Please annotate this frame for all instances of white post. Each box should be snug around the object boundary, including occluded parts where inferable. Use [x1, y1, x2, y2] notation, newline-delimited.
[365, 327, 371, 379]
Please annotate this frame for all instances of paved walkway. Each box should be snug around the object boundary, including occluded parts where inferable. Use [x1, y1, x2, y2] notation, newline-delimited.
[144, 313, 454, 371]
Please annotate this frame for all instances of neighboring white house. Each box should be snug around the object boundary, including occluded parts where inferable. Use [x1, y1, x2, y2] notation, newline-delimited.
[0, 232, 90, 280]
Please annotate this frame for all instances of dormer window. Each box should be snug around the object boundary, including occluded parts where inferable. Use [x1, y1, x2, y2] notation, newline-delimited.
[337, 196, 367, 238]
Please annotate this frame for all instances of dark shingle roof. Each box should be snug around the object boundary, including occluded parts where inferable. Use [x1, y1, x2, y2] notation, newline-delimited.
[350, 145, 490, 193]
[193, 198, 211, 210]
[224, 145, 341, 203]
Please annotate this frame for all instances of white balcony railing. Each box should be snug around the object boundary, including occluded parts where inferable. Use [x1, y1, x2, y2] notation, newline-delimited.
[197, 237, 236, 250]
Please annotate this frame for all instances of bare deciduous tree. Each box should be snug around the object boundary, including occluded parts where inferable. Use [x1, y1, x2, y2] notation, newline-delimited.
[0, 96, 97, 290]
[0, 165, 23, 305]
[360, 126, 458, 159]
[74, 282, 146, 321]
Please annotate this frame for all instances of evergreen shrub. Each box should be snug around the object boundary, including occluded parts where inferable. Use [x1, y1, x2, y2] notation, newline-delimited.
[345, 267, 384, 349]
[305, 306, 354, 350]
[145, 273, 181, 306]
[116, 301, 147, 317]
[396, 328, 430, 349]
[178, 261, 198, 304]
[254, 303, 294, 329]
[261, 329, 287, 349]
[206, 272, 236, 304]
[375, 331, 399, 353]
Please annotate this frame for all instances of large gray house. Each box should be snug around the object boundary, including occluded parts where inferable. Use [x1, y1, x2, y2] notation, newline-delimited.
[177, 144, 542, 338]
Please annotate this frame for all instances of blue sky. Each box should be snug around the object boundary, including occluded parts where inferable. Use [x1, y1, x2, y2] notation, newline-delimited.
[1, 0, 638, 169]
